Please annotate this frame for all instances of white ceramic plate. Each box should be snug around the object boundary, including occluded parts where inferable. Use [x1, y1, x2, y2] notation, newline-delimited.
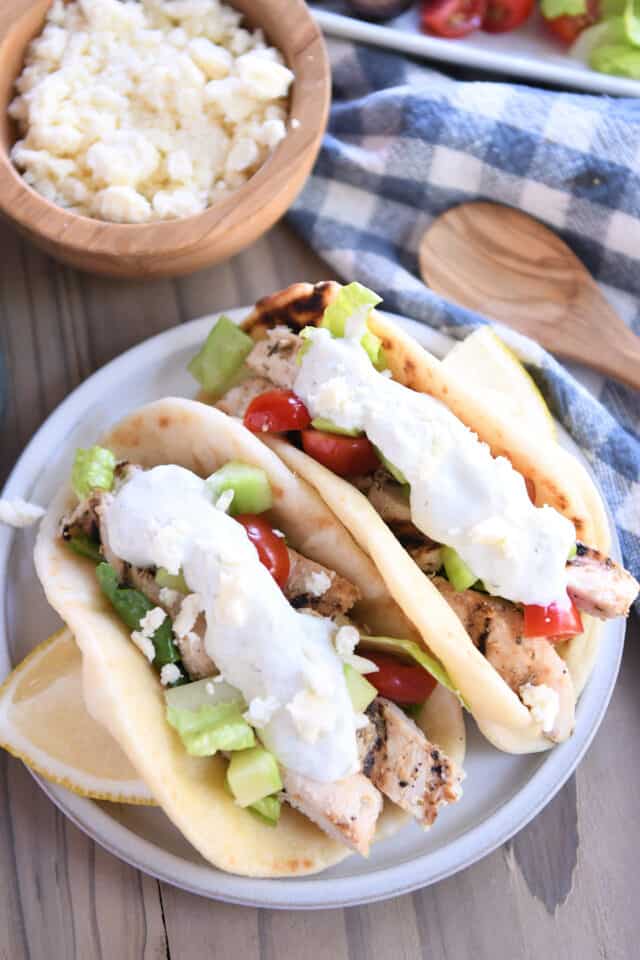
[312, 5, 640, 98]
[0, 311, 624, 909]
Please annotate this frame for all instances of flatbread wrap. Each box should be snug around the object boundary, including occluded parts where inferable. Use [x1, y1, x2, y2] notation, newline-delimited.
[33, 398, 466, 878]
[195, 281, 639, 755]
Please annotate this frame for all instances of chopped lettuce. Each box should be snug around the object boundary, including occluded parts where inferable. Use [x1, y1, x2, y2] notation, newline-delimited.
[66, 533, 102, 563]
[188, 315, 254, 398]
[541, 0, 586, 15]
[343, 663, 377, 713]
[96, 562, 180, 667]
[71, 445, 116, 499]
[321, 282, 382, 338]
[373, 446, 408, 486]
[155, 567, 189, 593]
[359, 635, 467, 708]
[591, 41, 640, 73]
[167, 701, 255, 756]
[310, 417, 362, 437]
[441, 546, 478, 592]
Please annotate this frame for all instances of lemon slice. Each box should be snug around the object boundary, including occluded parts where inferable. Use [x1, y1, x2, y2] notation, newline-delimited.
[0, 627, 154, 804]
[442, 327, 556, 442]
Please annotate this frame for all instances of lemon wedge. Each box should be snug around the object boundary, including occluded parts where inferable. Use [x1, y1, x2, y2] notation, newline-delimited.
[442, 327, 556, 442]
[0, 627, 153, 804]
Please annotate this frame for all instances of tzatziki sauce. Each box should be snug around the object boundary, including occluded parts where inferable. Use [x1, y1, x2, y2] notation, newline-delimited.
[103, 465, 360, 781]
[294, 327, 575, 607]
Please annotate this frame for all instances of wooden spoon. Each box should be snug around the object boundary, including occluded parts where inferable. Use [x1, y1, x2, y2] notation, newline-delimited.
[419, 201, 640, 391]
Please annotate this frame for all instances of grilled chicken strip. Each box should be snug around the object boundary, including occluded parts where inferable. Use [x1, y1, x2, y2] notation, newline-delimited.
[433, 578, 574, 741]
[285, 548, 361, 617]
[282, 770, 382, 856]
[567, 542, 639, 619]
[367, 471, 412, 525]
[245, 326, 301, 390]
[215, 374, 272, 418]
[358, 697, 461, 826]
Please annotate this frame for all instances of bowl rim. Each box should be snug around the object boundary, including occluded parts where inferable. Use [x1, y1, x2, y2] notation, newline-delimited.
[0, 0, 330, 257]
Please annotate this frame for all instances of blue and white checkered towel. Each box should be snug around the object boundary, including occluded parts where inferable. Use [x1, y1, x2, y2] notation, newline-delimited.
[288, 40, 640, 591]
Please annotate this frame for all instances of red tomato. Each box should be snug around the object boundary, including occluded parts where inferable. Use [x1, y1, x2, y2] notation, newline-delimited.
[542, 0, 598, 45]
[482, 0, 534, 32]
[366, 653, 437, 705]
[301, 430, 380, 477]
[243, 390, 311, 434]
[235, 514, 290, 588]
[523, 596, 583, 641]
[421, 0, 487, 38]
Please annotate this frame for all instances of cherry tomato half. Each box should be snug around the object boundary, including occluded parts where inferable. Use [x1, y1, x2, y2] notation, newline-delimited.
[542, 0, 598, 45]
[301, 430, 380, 477]
[482, 0, 534, 33]
[235, 514, 290, 588]
[366, 653, 437, 705]
[243, 389, 311, 434]
[523, 596, 583, 641]
[421, 0, 487, 38]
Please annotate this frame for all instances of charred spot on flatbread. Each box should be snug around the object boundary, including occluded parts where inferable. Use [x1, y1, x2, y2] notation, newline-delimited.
[242, 281, 341, 339]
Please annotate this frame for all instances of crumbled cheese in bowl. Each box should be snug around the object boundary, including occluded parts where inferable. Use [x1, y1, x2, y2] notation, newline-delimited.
[9, 0, 294, 223]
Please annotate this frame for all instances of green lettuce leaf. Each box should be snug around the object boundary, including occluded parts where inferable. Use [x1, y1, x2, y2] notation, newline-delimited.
[167, 702, 255, 756]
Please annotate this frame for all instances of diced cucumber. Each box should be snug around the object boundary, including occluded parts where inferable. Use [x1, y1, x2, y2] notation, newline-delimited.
[568, 543, 577, 560]
[361, 330, 386, 371]
[248, 793, 281, 826]
[155, 567, 189, 593]
[441, 546, 478, 592]
[206, 461, 273, 515]
[374, 447, 408, 486]
[310, 417, 362, 437]
[227, 745, 283, 807]
[343, 663, 377, 713]
[188, 316, 254, 398]
[71, 445, 116, 499]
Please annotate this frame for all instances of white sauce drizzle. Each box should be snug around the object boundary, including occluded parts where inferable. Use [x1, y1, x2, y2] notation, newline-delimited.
[103, 465, 359, 781]
[294, 328, 575, 606]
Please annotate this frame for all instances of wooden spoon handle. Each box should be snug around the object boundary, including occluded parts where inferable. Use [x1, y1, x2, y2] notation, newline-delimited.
[420, 202, 640, 391]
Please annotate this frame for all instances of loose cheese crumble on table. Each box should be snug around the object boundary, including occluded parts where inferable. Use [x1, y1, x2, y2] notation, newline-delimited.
[9, 0, 294, 223]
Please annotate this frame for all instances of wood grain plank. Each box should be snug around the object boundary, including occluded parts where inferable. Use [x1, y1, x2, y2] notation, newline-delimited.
[260, 906, 349, 960]
[158, 886, 260, 960]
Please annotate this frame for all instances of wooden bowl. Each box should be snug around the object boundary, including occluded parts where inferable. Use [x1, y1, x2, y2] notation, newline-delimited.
[0, 0, 330, 278]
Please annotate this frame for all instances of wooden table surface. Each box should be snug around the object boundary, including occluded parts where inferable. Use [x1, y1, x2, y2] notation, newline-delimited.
[1, 217, 638, 960]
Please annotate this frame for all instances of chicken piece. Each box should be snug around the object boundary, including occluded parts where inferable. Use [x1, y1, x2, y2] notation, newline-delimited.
[284, 548, 361, 617]
[215, 375, 272, 418]
[245, 326, 301, 390]
[407, 543, 442, 575]
[358, 697, 461, 827]
[367, 471, 412, 525]
[567, 542, 639, 619]
[60, 491, 103, 543]
[433, 578, 574, 741]
[282, 769, 382, 855]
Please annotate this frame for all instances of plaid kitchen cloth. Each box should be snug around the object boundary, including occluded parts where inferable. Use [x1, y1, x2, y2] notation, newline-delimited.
[288, 40, 640, 589]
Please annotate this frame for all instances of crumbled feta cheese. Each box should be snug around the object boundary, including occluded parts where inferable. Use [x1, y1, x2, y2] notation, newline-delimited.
[160, 663, 182, 686]
[10, 0, 294, 222]
[290, 117, 300, 129]
[286, 689, 336, 744]
[139, 606, 167, 637]
[335, 625, 360, 659]
[302, 570, 332, 598]
[159, 586, 181, 609]
[215, 489, 235, 513]
[131, 631, 155, 663]
[0, 498, 45, 528]
[334, 625, 378, 675]
[173, 592, 203, 638]
[520, 682, 560, 734]
[243, 695, 280, 729]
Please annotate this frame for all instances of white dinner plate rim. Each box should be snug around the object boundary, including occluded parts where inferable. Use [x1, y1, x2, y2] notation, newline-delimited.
[0, 309, 624, 909]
